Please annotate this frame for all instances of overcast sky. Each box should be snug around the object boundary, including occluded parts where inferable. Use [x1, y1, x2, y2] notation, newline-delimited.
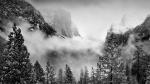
[30, 0, 150, 41]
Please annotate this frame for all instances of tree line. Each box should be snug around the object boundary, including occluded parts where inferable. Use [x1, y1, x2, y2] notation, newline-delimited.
[0, 24, 150, 84]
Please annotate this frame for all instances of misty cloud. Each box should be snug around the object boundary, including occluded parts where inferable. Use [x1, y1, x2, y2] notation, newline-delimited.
[8, 19, 102, 79]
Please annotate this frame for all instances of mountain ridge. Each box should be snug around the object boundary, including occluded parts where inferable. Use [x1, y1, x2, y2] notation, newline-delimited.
[0, 0, 56, 35]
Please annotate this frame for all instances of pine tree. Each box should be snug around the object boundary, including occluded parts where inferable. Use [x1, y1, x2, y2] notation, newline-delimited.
[46, 60, 56, 84]
[29, 64, 37, 84]
[0, 24, 33, 84]
[97, 56, 110, 83]
[91, 67, 96, 84]
[97, 31, 126, 84]
[95, 66, 101, 84]
[34, 60, 45, 84]
[132, 46, 150, 84]
[146, 63, 150, 84]
[79, 69, 84, 84]
[64, 64, 73, 84]
[83, 67, 89, 84]
[57, 68, 64, 84]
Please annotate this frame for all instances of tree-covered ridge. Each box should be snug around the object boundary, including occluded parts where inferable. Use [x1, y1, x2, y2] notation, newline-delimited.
[0, 0, 56, 35]
[97, 16, 150, 84]
[104, 16, 150, 49]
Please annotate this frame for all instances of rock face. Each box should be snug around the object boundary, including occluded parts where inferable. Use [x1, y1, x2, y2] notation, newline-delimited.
[0, 0, 57, 55]
[51, 9, 80, 38]
[133, 16, 150, 42]
[40, 9, 80, 38]
[0, 0, 56, 35]
[0, 0, 80, 38]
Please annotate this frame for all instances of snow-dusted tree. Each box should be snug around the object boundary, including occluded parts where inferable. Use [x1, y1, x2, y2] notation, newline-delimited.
[34, 60, 45, 84]
[97, 56, 110, 84]
[0, 24, 33, 84]
[97, 31, 127, 84]
[46, 60, 56, 84]
[64, 64, 74, 84]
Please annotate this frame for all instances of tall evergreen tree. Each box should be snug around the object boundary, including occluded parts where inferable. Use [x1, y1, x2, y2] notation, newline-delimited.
[64, 64, 73, 84]
[97, 56, 110, 83]
[90, 67, 96, 84]
[97, 30, 127, 84]
[29, 64, 37, 84]
[57, 68, 64, 84]
[146, 63, 150, 84]
[34, 60, 45, 84]
[83, 67, 89, 84]
[46, 60, 56, 84]
[132, 46, 150, 84]
[95, 66, 101, 84]
[79, 69, 84, 84]
[0, 24, 33, 84]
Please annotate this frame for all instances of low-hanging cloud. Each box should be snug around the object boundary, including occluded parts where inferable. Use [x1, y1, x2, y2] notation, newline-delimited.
[16, 19, 102, 79]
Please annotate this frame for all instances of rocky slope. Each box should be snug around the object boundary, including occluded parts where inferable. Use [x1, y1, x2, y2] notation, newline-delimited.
[38, 8, 80, 38]
[50, 9, 80, 38]
[0, 0, 57, 54]
[105, 15, 150, 48]
[0, 0, 56, 35]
